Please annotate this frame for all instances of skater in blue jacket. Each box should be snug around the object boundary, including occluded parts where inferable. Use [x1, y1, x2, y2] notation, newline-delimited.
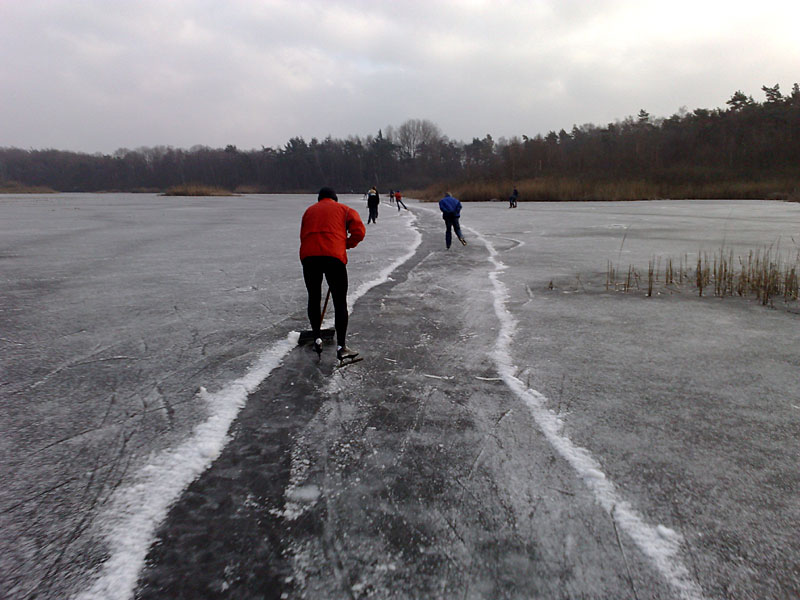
[438, 192, 466, 249]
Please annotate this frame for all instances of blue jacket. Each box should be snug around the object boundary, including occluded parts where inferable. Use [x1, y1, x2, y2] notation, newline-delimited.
[439, 194, 462, 218]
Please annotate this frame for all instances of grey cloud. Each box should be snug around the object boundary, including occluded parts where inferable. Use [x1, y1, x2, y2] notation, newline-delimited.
[1, 0, 797, 153]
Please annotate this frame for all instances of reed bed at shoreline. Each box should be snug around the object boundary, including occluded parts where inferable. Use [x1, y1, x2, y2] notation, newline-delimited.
[0, 180, 56, 193]
[415, 177, 800, 202]
[162, 184, 237, 197]
[606, 247, 799, 306]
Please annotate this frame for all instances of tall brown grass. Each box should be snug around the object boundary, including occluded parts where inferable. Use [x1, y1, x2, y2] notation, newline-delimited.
[0, 180, 56, 193]
[162, 184, 236, 196]
[606, 247, 800, 306]
[414, 177, 800, 202]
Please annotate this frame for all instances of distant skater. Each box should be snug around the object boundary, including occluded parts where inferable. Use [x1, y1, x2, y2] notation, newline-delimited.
[366, 186, 379, 224]
[300, 187, 365, 361]
[438, 191, 466, 249]
[509, 187, 518, 208]
[389, 189, 396, 205]
[395, 189, 408, 211]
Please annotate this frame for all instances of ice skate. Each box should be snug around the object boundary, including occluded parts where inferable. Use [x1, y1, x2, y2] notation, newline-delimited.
[337, 345, 359, 361]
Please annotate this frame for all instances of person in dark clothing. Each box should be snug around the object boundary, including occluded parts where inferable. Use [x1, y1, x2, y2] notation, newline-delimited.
[438, 192, 466, 249]
[509, 187, 519, 208]
[300, 187, 366, 360]
[366, 187, 380, 223]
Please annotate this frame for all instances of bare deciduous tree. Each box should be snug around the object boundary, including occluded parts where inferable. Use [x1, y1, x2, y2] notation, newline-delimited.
[395, 119, 443, 159]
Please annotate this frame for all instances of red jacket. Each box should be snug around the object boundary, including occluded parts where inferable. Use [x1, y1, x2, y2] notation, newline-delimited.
[299, 198, 365, 264]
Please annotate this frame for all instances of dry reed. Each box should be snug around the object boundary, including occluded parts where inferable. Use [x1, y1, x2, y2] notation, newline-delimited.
[162, 183, 236, 196]
[606, 246, 799, 306]
[415, 177, 800, 203]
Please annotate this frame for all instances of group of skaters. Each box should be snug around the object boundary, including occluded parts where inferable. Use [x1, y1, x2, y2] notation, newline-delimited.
[299, 186, 472, 361]
[364, 186, 466, 249]
[365, 187, 408, 224]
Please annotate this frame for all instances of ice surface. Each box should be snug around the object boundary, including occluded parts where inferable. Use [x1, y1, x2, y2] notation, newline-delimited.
[471, 223, 706, 600]
[69, 196, 422, 600]
[2, 195, 798, 599]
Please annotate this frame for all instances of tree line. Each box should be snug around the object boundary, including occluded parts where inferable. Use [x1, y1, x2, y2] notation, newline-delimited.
[1, 83, 798, 198]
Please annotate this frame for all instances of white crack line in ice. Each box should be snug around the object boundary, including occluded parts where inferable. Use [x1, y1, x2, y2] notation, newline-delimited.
[466, 224, 708, 600]
[354, 209, 422, 300]
[75, 212, 423, 600]
[321, 210, 423, 329]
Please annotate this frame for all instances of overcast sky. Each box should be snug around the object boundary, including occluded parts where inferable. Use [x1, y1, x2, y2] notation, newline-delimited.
[1, 0, 798, 154]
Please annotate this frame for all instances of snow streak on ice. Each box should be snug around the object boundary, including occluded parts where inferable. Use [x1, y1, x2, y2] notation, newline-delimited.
[345, 211, 423, 315]
[76, 208, 422, 600]
[468, 225, 708, 600]
[74, 333, 297, 600]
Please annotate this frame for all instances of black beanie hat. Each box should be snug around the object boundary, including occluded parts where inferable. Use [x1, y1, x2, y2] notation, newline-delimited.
[318, 187, 338, 201]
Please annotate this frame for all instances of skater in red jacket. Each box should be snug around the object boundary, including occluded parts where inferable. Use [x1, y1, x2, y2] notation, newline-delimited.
[300, 187, 365, 360]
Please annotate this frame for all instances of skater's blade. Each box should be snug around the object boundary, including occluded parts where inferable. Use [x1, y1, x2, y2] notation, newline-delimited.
[336, 356, 364, 367]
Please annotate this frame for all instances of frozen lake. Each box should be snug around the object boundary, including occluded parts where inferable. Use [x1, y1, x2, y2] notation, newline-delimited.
[1, 193, 798, 599]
